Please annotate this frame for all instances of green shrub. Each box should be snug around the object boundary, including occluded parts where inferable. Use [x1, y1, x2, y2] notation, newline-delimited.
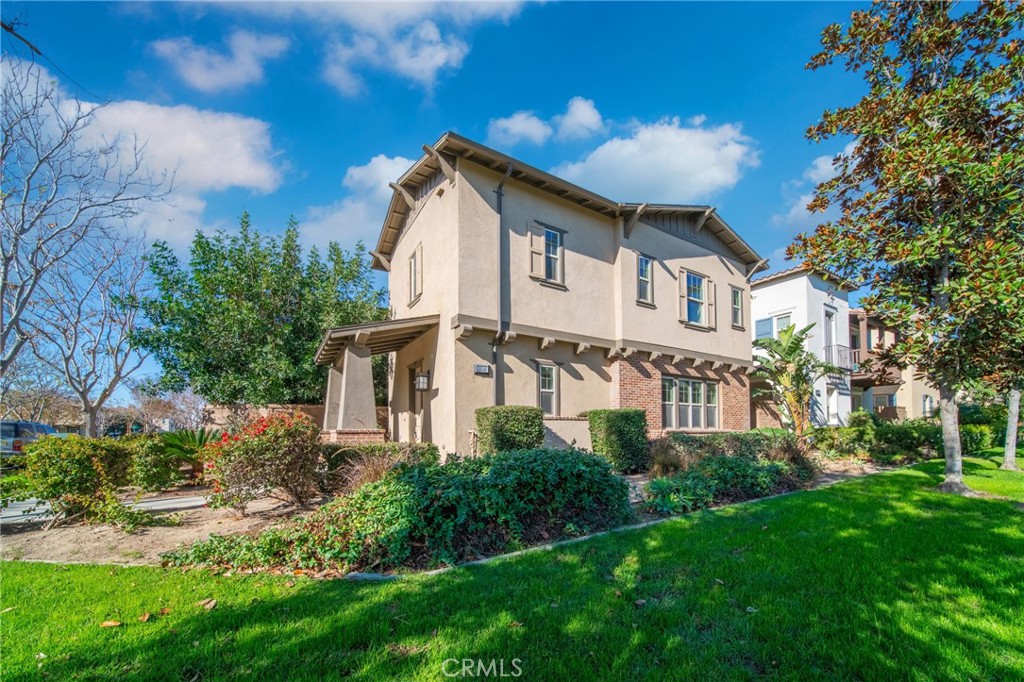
[669, 430, 812, 474]
[874, 419, 942, 462]
[649, 437, 682, 477]
[959, 403, 1007, 426]
[475, 406, 545, 454]
[810, 425, 874, 459]
[167, 448, 634, 572]
[21, 436, 147, 529]
[959, 424, 993, 454]
[126, 435, 184, 492]
[205, 412, 322, 515]
[847, 409, 878, 429]
[588, 408, 649, 473]
[644, 454, 805, 515]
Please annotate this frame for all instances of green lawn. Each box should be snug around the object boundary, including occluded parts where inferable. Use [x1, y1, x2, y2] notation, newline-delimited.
[2, 453, 1022, 681]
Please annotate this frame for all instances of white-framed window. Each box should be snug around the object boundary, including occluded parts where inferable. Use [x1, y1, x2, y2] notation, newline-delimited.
[544, 229, 561, 282]
[730, 286, 743, 328]
[408, 243, 423, 304]
[637, 254, 653, 304]
[530, 223, 565, 285]
[661, 376, 719, 430]
[538, 363, 558, 416]
[684, 272, 705, 325]
[755, 313, 792, 340]
[922, 395, 935, 418]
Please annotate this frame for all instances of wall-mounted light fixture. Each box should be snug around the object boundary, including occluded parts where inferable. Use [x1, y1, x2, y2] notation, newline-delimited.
[415, 371, 430, 392]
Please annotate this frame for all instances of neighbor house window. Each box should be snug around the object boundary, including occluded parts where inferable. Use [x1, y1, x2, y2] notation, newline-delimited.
[730, 287, 743, 328]
[774, 313, 791, 337]
[544, 229, 562, 282]
[637, 255, 653, 304]
[662, 376, 719, 430]
[408, 243, 423, 304]
[685, 272, 706, 325]
[538, 364, 558, 416]
[922, 395, 935, 418]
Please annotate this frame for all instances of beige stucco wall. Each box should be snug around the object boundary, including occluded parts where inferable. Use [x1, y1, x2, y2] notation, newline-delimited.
[897, 367, 938, 419]
[378, 155, 758, 455]
[451, 331, 612, 455]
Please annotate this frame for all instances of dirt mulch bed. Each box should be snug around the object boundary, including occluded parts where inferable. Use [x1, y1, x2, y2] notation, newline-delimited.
[0, 488, 320, 566]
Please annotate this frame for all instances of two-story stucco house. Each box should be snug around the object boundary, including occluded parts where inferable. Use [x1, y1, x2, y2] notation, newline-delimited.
[316, 133, 767, 455]
[749, 265, 854, 428]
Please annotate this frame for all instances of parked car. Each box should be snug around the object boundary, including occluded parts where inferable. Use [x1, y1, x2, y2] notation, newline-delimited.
[1, 420, 57, 457]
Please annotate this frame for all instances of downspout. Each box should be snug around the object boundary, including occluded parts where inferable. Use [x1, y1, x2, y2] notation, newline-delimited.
[493, 163, 515, 406]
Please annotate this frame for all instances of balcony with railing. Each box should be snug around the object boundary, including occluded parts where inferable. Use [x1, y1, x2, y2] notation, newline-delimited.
[824, 344, 853, 372]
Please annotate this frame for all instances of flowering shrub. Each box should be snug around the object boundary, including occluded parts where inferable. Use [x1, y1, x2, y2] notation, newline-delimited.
[126, 435, 186, 492]
[204, 412, 321, 515]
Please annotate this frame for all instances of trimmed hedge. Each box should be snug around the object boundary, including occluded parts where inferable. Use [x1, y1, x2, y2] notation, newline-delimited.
[588, 409, 649, 473]
[166, 448, 634, 572]
[475, 405, 545, 454]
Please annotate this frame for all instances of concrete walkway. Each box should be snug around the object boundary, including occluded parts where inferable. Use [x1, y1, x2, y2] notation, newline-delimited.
[1, 494, 207, 524]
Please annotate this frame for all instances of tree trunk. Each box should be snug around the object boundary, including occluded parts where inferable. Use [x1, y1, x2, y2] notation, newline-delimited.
[83, 408, 99, 438]
[937, 382, 969, 493]
[1002, 388, 1020, 471]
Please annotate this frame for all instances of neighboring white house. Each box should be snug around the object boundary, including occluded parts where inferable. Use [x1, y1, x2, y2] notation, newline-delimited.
[749, 265, 854, 427]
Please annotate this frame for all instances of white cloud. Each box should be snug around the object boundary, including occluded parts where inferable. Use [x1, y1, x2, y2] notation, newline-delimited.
[85, 100, 282, 247]
[552, 117, 759, 202]
[230, 2, 522, 96]
[151, 30, 289, 93]
[554, 97, 604, 141]
[772, 141, 856, 229]
[486, 111, 553, 147]
[299, 154, 415, 251]
[323, 21, 468, 96]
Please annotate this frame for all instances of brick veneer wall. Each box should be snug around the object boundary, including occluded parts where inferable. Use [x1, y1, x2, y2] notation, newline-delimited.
[321, 429, 386, 445]
[611, 354, 751, 436]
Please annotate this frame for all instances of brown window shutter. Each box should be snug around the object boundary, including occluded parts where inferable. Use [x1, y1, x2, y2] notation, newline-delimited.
[415, 243, 424, 298]
[529, 224, 544, 278]
[707, 279, 717, 330]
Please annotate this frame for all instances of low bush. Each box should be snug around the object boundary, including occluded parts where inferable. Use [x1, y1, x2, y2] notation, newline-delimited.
[20, 436, 147, 530]
[320, 442, 441, 494]
[644, 454, 808, 516]
[669, 430, 813, 474]
[959, 424, 993, 454]
[649, 437, 683, 477]
[126, 435, 185, 492]
[811, 426, 874, 459]
[166, 448, 634, 573]
[162, 429, 216, 479]
[588, 409, 649, 473]
[959, 403, 1007, 426]
[475, 406, 545, 454]
[205, 412, 321, 516]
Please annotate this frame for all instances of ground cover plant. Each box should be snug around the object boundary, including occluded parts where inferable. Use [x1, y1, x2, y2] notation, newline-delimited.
[3, 453, 1021, 681]
[167, 448, 633, 573]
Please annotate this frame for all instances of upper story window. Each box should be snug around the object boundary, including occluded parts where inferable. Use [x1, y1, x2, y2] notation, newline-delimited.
[544, 229, 561, 282]
[637, 254, 653, 304]
[537, 363, 559, 416]
[754, 313, 792, 340]
[686, 273, 705, 324]
[408, 243, 423, 305]
[529, 223, 565, 286]
[730, 286, 743, 328]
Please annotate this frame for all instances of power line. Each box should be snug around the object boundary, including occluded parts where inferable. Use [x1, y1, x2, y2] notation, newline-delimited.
[2, 19, 106, 102]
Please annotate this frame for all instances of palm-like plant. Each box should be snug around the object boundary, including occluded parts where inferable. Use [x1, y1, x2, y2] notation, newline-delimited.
[161, 428, 217, 479]
[753, 324, 841, 444]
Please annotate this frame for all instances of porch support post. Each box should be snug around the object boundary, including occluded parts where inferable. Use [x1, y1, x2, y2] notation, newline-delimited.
[323, 359, 343, 430]
[334, 344, 379, 430]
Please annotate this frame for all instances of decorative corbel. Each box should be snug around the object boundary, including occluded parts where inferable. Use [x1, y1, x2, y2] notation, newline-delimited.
[539, 337, 555, 350]
[649, 351, 662, 363]
[672, 355, 686, 366]
[575, 342, 591, 355]
[422, 145, 457, 185]
[389, 182, 416, 209]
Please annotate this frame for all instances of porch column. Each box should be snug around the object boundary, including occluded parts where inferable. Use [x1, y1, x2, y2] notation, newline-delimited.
[323, 362, 343, 430]
[334, 344, 378, 430]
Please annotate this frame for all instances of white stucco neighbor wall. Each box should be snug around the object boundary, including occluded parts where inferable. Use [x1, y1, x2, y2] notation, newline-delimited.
[750, 272, 852, 427]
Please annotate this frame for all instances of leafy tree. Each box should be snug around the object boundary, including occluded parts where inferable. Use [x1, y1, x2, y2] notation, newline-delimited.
[791, 1, 1024, 492]
[753, 324, 841, 445]
[134, 213, 387, 406]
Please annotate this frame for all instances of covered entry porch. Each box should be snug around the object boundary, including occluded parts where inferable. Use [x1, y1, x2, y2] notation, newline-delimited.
[315, 315, 439, 443]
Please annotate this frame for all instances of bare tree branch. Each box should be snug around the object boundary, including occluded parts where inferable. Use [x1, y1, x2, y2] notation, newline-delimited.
[1, 59, 166, 380]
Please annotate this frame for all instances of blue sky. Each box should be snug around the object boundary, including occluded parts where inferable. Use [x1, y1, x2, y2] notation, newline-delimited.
[3, 1, 865, 277]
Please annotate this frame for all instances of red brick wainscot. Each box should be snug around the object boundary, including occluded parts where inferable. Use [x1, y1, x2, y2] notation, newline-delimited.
[611, 353, 751, 436]
[321, 429, 387, 445]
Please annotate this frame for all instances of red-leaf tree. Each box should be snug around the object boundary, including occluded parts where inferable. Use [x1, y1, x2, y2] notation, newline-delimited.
[791, 1, 1024, 493]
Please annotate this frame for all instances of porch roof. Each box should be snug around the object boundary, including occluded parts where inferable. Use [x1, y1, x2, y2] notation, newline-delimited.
[315, 315, 439, 365]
